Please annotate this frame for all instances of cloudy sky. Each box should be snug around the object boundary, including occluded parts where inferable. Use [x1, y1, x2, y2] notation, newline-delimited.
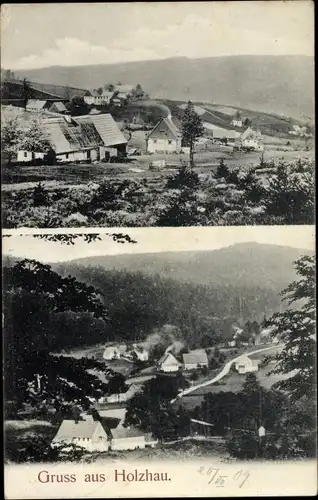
[3, 226, 315, 263]
[1, 2, 314, 70]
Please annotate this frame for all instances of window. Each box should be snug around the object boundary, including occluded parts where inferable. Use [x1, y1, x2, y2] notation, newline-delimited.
[24, 152, 28, 158]
[168, 140, 172, 145]
[153, 139, 157, 144]
[65, 153, 69, 160]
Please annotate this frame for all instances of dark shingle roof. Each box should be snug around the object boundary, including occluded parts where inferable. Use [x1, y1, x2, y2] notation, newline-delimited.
[78, 114, 127, 147]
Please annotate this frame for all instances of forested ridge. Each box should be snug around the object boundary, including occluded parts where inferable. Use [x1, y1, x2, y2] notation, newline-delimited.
[48, 263, 282, 349]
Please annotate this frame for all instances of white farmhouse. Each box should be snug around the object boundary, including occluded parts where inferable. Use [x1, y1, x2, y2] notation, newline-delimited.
[51, 414, 109, 452]
[231, 118, 243, 128]
[234, 355, 260, 374]
[158, 352, 180, 373]
[239, 127, 264, 151]
[146, 117, 182, 154]
[26, 99, 50, 113]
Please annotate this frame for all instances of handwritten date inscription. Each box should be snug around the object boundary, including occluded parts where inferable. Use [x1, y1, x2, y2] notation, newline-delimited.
[198, 466, 250, 488]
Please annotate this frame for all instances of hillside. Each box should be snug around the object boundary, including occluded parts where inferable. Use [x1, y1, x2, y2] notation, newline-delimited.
[57, 243, 309, 292]
[4, 243, 311, 347]
[16, 55, 314, 119]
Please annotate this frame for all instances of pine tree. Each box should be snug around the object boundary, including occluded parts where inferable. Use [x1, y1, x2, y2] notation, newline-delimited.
[181, 101, 204, 168]
[265, 255, 315, 401]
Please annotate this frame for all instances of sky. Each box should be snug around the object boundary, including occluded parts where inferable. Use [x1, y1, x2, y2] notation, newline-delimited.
[1, 2, 314, 70]
[3, 226, 315, 263]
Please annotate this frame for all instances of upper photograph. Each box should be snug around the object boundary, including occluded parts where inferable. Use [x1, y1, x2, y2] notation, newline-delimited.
[1, 1, 314, 229]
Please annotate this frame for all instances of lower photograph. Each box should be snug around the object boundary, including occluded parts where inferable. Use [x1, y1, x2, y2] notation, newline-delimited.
[3, 225, 316, 498]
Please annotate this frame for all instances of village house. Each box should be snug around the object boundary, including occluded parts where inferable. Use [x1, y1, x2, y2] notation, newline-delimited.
[146, 117, 182, 154]
[238, 127, 264, 151]
[51, 414, 109, 452]
[101, 90, 115, 105]
[84, 91, 104, 106]
[48, 101, 68, 114]
[183, 349, 208, 370]
[109, 425, 157, 451]
[130, 345, 149, 362]
[110, 426, 146, 451]
[103, 344, 127, 360]
[231, 117, 243, 128]
[106, 383, 142, 404]
[114, 84, 134, 98]
[84, 90, 115, 107]
[26, 99, 51, 113]
[15, 113, 127, 164]
[234, 355, 260, 374]
[288, 124, 308, 137]
[158, 352, 180, 373]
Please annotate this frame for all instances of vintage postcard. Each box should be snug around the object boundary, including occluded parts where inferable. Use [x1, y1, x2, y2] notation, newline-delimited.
[0, 1, 315, 229]
[3, 226, 316, 497]
[1, 1, 316, 499]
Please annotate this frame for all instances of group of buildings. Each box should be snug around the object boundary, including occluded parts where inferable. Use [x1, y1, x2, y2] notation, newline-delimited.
[103, 343, 149, 362]
[83, 84, 135, 107]
[52, 410, 157, 453]
[4, 105, 128, 164]
[145, 117, 264, 154]
[158, 349, 209, 373]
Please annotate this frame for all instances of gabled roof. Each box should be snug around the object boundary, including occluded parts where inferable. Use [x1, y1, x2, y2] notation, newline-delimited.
[43, 116, 104, 154]
[183, 349, 208, 365]
[53, 416, 103, 440]
[26, 99, 48, 111]
[148, 117, 180, 140]
[159, 352, 179, 365]
[240, 127, 261, 141]
[78, 113, 127, 147]
[50, 101, 67, 112]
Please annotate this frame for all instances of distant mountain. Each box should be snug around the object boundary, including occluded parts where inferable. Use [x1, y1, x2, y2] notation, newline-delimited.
[16, 55, 314, 119]
[57, 243, 310, 292]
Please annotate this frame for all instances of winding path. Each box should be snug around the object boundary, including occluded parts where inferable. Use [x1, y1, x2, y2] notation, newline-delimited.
[171, 344, 283, 403]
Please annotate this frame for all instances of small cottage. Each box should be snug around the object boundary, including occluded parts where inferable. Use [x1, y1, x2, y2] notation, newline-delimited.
[146, 117, 182, 154]
[234, 355, 260, 374]
[131, 346, 149, 361]
[231, 118, 243, 128]
[183, 350, 208, 370]
[26, 99, 50, 113]
[48, 101, 68, 114]
[239, 127, 264, 151]
[51, 414, 109, 452]
[158, 352, 180, 373]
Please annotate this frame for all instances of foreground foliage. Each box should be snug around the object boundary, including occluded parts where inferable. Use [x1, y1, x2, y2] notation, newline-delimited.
[2, 158, 314, 228]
